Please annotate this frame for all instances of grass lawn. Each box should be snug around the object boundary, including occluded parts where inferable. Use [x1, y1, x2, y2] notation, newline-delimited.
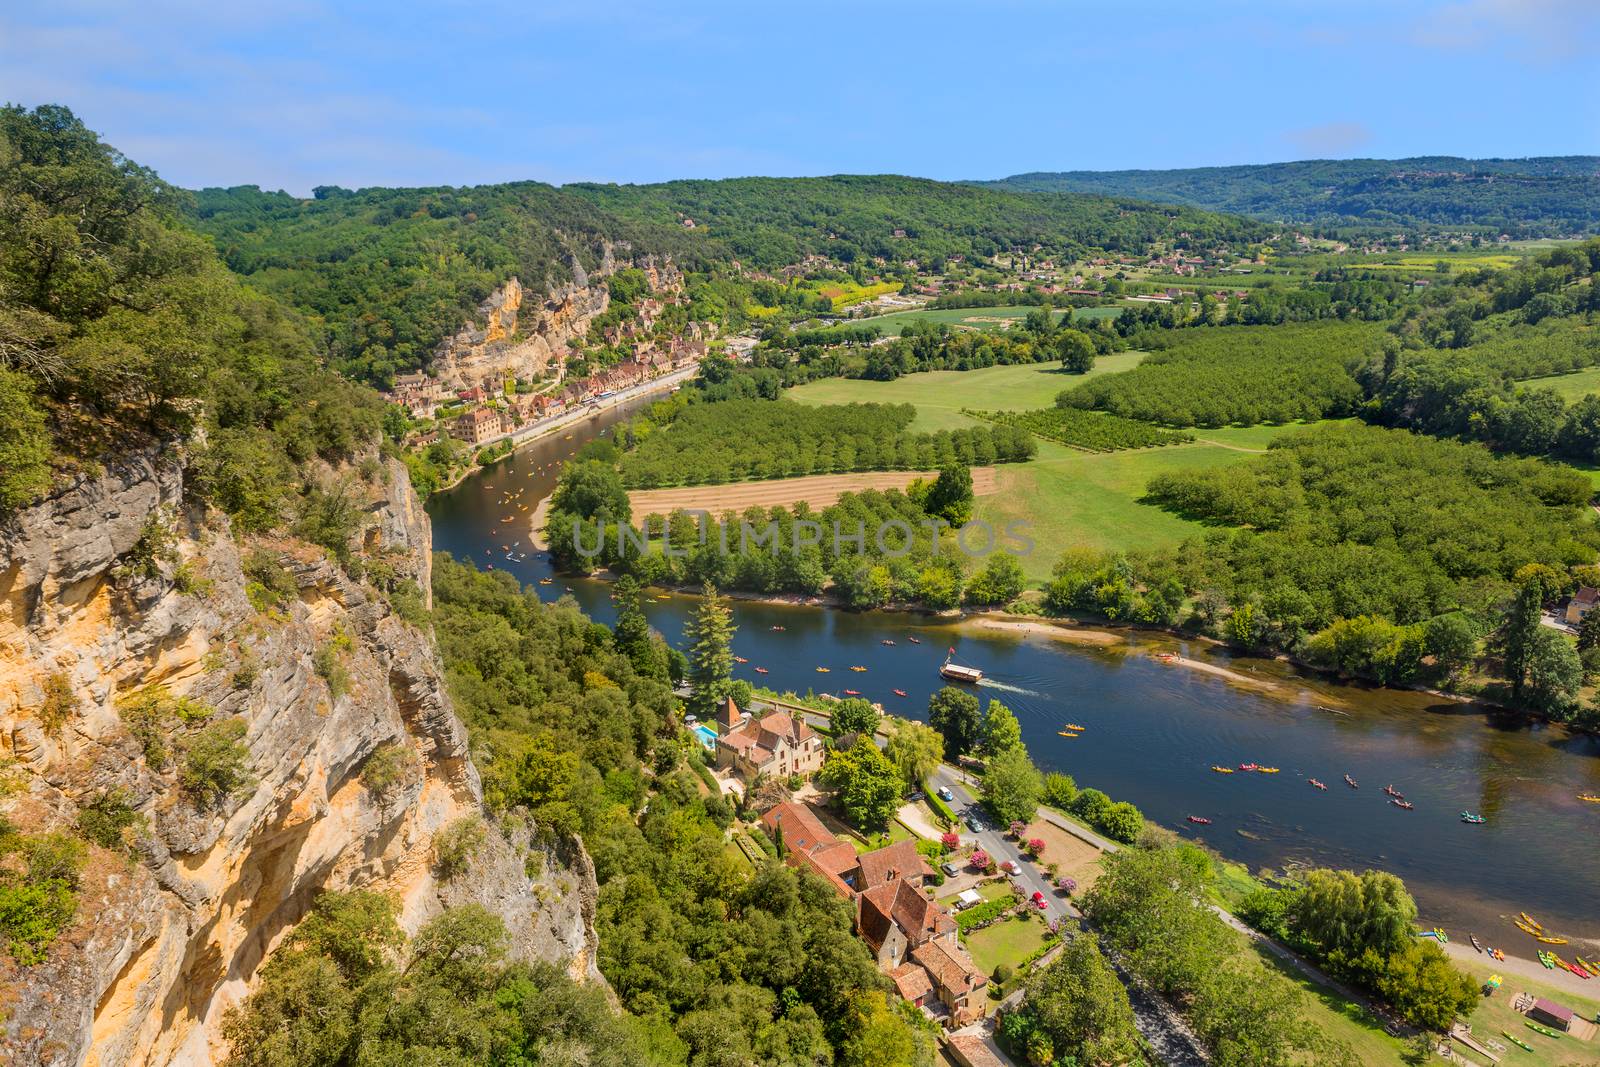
[938, 880, 1013, 910]
[1529, 365, 1600, 403]
[787, 355, 1147, 432]
[853, 305, 1122, 335]
[1456, 960, 1600, 1067]
[961, 913, 1051, 978]
[1247, 941, 1411, 1064]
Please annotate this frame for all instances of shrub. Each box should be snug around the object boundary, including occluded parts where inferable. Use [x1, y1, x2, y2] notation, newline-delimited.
[1056, 876, 1076, 895]
[955, 896, 1012, 931]
[433, 816, 486, 879]
[0, 832, 85, 965]
[926, 789, 957, 825]
[969, 849, 990, 870]
[1025, 837, 1046, 857]
[179, 719, 252, 809]
[1041, 771, 1077, 810]
[940, 831, 961, 851]
[313, 643, 351, 701]
[35, 672, 77, 735]
[243, 549, 299, 610]
[1098, 802, 1145, 845]
[360, 744, 410, 801]
[117, 685, 214, 770]
[76, 789, 142, 851]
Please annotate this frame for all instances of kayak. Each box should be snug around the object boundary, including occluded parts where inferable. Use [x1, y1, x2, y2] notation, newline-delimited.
[849, 666, 867, 672]
[1186, 815, 1212, 824]
[1064, 723, 1086, 731]
[1520, 912, 1544, 932]
[1390, 799, 1414, 810]
[1344, 775, 1358, 788]
[1384, 785, 1404, 799]
[892, 689, 908, 698]
[1257, 766, 1279, 774]
[815, 667, 830, 673]
[1538, 951, 1555, 968]
[843, 689, 861, 696]
[1502, 1031, 1534, 1052]
[1056, 730, 1079, 738]
[1526, 1021, 1563, 1039]
[754, 667, 768, 674]
[733, 656, 748, 663]
[1537, 935, 1568, 945]
[906, 636, 921, 644]
[1579, 793, 1600, 802]
[1461, 812, 1486, 824]
[881, 640, 896, 646]
[1239, 762, 1259, 771]
[1516, 920, 1539, 936]
[1211, 766, 1235, 774]
[1470, 935, 1483, 953]
[1308, 779, 1328, 790]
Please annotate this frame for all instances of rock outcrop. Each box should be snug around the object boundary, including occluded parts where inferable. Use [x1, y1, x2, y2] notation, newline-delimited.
[0, 448, 601, 1066]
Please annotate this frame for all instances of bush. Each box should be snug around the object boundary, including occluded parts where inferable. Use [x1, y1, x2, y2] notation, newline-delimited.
[1098, 802, 1145, 845]
[243, 549, 298, 611]
[76, 789, 142, 851]
[180, 719, 252, 809]
[926, 789, 957, 825]
[747, 825, 778, 858]
[1041, 771, 1077, 810]
[433, 816, 486, 879]
[969, 849, 990, 870]
[360, 744, 410, 801]
[956, 896, 1012, 931]
[314, 643, 351, 700]
[35, 672, 77, 735]
[117, 685, 214, 770]
[1025, 837, 1046, 857]
[940, 831, 961, 851]
[0, 832, 85, 965]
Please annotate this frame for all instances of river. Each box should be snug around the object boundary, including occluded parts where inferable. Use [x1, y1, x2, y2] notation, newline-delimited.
[428, 391, 1600, 955]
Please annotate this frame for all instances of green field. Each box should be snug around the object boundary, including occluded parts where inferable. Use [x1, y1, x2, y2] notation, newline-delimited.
[853, 304, 1122, 335]
[960, 913, 1051, 978]
[1531, 365, 1600, 402]
[788, 356, 1147, 431]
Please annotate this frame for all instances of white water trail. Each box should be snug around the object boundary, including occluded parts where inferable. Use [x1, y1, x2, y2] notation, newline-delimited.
[978, 679, 1043, 697]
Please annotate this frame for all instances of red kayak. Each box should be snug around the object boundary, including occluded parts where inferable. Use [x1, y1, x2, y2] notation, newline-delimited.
[843, 689, 861, 696]
[1309, 779, 1327, 790]
[1186, 815, 1212, 825]
[754, 667, 768, 674]
[1384, 785, 1404, 799]
[1239, 762, 1259, 772]
[892, 689, 908, 697]
[1390, 798, 1414, 810]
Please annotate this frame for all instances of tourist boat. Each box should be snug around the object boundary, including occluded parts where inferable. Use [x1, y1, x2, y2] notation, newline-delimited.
[1343, 775, 1358, 789]
[1238, 762, 1259, 772]
[892, 689, 907, 697]
[754, 667, 768, 674]
[1390, 798, 1414, 810]
[843, 689, 861, 696]
[1383, 785, 1404, 798]
[881, 640, 896, 646]
[906, 636, 921, 644]
[939, 650, 983, 684]
[1308, 779, 1327, 790]
[1186, 815, 1212, 824]
[1461, 811, 1486, 824]
[815, 666, 830, 673]
[1211, 766, 1235, 774]
[1256, 766, 1279, 774]
[849, 665, 867, 672]
[1471, 935, 1483, 953]
[733, 656, 748, 663]
[1537, 935, 1568, 945]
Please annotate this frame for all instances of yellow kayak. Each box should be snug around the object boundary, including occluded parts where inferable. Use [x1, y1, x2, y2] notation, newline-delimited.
[815, 667, 830, 673]
[1056, 730, 1079, 737]
[1537, 936, 1568, 945]
[1064, 723, 1085, 731]
[1211, 766, 1235, 774]
[1257, 767, 1280, 774]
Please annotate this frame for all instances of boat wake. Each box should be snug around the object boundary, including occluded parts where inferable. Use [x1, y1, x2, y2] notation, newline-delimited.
[978, 679, 1043, 697]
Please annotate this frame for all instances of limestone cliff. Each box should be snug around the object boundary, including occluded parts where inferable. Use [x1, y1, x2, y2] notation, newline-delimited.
[0, 449, 601, 1066]
[429, 249, 683, 393]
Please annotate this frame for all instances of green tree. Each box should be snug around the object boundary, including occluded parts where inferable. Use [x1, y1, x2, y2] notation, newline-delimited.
[1290, 868, 1416, 964]
[612, 575, 664, 678]
[820, 736, 902, 831]
[964, 552, 1026, 606]
[1055, 328, 1097, 374]
[1372, 939, 1478, 1032]
[684, 582, 736, 716]
[924, 463, 974, 526]
[981, 745, 1042, 826]
[830, 697, 880, 740]
[1578, 606, 1600, 652]
[1097, 802, 1144, 845]
[927, 686, 981, 759]
[0, 369, 52, 510]
[883, 719, 944, 788]
[980, 699, 1023, 756]
[1423, 612, 1479, 678]
[1020, 934, 1142, 1067]
[1524, 626, 1582, 716]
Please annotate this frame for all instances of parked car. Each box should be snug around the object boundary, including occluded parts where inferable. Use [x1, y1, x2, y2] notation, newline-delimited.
[1002, 860, 1021, 877]
[1031, 891, 1047, 910]
[966, 815, 986, 834]
[907, 790, 925, 802]
[936, 786, 954, 802]
[941, 862, 962, 877]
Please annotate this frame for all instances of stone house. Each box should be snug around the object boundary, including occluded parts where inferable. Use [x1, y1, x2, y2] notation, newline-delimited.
[714, 698, 825, 783]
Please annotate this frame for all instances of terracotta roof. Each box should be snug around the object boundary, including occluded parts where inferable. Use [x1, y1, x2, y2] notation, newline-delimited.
[857, 878, 953, 953]
[912, 936, 985, 997]
[945, 1034, 1006, 1067]
[718, 710, 818, 761]
[857, 839, 933, 891]
[761, 802, 857, 894]
[890, 961, 932, 1002]
[1574, 587, 1599, 607]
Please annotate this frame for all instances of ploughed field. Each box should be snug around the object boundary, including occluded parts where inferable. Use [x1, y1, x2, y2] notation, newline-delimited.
[627, 467, 999, 517]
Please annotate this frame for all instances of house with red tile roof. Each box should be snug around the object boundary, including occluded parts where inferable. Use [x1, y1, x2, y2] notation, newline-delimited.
[715, 698, 824, 783]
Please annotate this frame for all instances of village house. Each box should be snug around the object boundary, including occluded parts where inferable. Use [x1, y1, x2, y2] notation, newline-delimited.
[715, 698, 825, 783]
[757, 798, 987, 1026]
[451, 406, 504, 445]
[1566, 586, 1599, 625]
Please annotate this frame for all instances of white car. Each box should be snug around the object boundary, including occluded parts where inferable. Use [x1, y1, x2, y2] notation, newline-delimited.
[936, 786, 954, 802]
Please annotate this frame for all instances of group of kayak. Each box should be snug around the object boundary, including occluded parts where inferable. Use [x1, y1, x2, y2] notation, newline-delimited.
[1057, 723, 1086, 737]
[1469, 935, 1506, 961]
[1512, 912, 1600, 978]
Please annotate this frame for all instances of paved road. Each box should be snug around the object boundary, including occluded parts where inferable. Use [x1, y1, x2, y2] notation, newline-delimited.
[928, 764, 1068, 923]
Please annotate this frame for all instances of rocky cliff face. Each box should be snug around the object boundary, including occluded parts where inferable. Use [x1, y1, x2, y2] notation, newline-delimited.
[429, 249, 682, 393]
[0, 449, 600, 1066]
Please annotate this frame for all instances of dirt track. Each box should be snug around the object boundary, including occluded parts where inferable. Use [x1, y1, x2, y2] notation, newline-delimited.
[628, 467, 998, 517]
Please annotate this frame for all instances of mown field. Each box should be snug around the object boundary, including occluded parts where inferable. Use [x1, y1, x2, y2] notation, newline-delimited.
[1530, 364, 1600, 402]
[788, 355, 1148, 431]
[853, 304, 1122, 335]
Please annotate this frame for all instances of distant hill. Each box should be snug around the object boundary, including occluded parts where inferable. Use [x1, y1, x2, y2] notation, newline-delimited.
[991, 157, 1600, 236]
[191, 176, 1265, 383]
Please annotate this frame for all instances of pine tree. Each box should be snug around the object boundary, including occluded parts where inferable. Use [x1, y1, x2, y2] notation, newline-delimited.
[1501, 579, 1544, 699]
[685, 582, 736, 714]
[612, 575, 660, 678]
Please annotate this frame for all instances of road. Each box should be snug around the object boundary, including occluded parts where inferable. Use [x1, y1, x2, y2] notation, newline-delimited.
[927, 764, 1069, 924]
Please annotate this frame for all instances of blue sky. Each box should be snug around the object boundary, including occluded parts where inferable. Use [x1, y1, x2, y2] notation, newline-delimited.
[4, 0, 1598, 195]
